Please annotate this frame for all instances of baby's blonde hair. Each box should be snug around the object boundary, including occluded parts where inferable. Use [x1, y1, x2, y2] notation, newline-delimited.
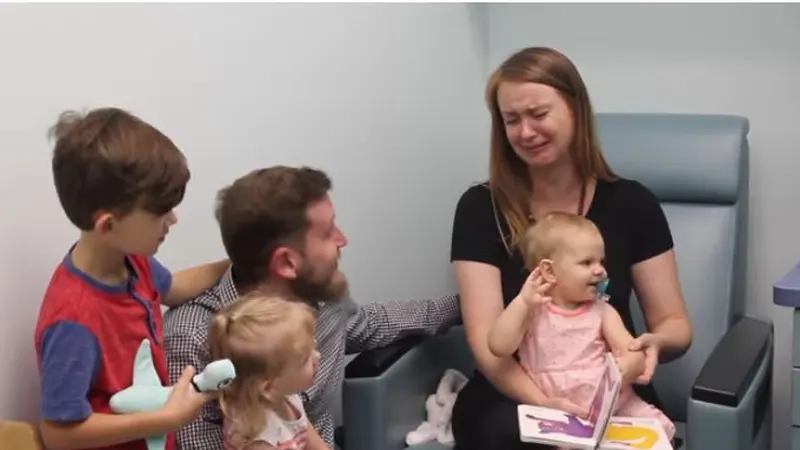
[209, 290, 316, 449]
[521, 212, 601, 269]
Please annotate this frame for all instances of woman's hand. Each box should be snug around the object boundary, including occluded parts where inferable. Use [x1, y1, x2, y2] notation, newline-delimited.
[612, 348, 647, 385]
[631, 250, 693, 366]
[628, 333, 661, 384]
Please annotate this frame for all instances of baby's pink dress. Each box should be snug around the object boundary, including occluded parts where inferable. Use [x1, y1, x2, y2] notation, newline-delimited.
[518, 301, 676, 440]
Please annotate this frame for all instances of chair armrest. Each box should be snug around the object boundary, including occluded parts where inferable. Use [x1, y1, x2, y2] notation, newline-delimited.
[342, 326, 473, 450]
[344, 336, 426, 380]
[686, 316, 773, 450]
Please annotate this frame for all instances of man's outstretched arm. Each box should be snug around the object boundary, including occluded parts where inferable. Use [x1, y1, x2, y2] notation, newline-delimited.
[344, 293, 460, 354]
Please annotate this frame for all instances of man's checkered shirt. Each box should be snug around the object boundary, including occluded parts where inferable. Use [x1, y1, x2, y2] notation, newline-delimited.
[163, 267, 460, 449]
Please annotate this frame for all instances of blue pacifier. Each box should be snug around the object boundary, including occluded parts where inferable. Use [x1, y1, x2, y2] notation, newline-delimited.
[596, 278, 610, 300]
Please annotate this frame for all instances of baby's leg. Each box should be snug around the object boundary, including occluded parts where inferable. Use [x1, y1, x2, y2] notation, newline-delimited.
[615, 396, 676, 440]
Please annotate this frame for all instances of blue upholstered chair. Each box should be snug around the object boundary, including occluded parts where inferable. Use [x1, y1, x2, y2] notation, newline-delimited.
[341, 113, 772, 450]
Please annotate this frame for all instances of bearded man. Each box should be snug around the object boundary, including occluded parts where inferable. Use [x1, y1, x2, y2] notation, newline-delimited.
[164, 166, 460, 450]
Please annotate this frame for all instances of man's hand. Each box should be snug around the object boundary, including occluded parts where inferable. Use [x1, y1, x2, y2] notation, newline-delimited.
[161, 366, 217, 429]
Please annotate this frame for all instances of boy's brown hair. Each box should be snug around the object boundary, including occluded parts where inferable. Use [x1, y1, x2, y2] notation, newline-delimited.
[50, 107, 190, 230]
[521, 212, 601, 269]
[215, 166, 332, 286]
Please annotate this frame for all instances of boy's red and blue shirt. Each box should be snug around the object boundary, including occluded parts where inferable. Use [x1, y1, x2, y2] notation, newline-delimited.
[34, 250, 176, 450]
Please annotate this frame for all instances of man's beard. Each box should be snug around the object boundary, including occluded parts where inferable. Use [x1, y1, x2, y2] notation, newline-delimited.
[289, 263, 348, 304]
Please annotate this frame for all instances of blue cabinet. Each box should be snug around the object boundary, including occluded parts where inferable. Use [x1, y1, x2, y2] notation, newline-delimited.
[773, 263, 800, 450]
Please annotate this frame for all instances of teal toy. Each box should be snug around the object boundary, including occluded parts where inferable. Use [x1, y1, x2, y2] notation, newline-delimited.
[109, 339, 236, 450]
[596, 278, 610, 300]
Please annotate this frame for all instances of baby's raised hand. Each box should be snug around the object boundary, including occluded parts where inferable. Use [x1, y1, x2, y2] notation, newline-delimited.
[520, 267, 553, 307]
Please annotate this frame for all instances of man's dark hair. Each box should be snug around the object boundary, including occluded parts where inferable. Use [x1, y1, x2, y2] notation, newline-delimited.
[51, 107, 189, 230]
[215, 166, 332, 286]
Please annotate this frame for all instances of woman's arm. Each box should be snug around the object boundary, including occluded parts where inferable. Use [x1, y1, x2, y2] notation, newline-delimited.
[632, 249, 693, 362]
[454, 260, 548, 406]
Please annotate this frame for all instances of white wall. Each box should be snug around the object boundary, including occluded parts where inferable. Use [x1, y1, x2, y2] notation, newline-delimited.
[0, 3, 489, 423]
[487, 4, 800, 449]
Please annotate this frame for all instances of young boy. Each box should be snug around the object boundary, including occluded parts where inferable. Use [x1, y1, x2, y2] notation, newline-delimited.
[34, 107, 230, 450]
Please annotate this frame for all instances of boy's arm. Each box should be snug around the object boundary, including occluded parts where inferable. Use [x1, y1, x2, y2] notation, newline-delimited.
[600, 303, 646, 383]
[42, 411, 181, 450]
[149, 257, 230, 308]
[487, 294, 533, 358]
[38, 322, 181, 450]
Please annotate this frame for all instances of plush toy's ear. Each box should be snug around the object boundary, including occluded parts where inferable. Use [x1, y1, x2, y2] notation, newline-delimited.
[538, 259, 557, 284]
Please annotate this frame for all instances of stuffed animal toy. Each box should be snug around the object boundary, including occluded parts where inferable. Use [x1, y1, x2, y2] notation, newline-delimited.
[406, 368, 468, 447]
[109, 339, 236, 450]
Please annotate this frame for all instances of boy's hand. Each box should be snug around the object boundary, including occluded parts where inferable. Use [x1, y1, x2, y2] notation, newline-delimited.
[161, 366, 216, 428]
[520, 268, 553, 307]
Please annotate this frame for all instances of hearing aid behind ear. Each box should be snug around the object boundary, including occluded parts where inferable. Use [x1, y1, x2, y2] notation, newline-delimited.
[596, 278, 610, 300]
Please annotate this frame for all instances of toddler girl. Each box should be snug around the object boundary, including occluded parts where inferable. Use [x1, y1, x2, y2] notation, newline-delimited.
[209, 290, 328, 450]
[488, 212, 675, 441]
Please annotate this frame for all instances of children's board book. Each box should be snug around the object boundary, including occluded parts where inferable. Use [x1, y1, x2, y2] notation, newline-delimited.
[517, 353, 673, 450]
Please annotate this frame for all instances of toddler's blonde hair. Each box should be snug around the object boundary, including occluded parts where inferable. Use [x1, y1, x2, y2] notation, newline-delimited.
[521, 212, 601, 269]
[209, 290, 316, 449]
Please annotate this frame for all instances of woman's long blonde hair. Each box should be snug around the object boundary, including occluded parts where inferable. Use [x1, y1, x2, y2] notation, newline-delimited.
[209, 290, 316, 449]
[486, 47, 617, 250]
